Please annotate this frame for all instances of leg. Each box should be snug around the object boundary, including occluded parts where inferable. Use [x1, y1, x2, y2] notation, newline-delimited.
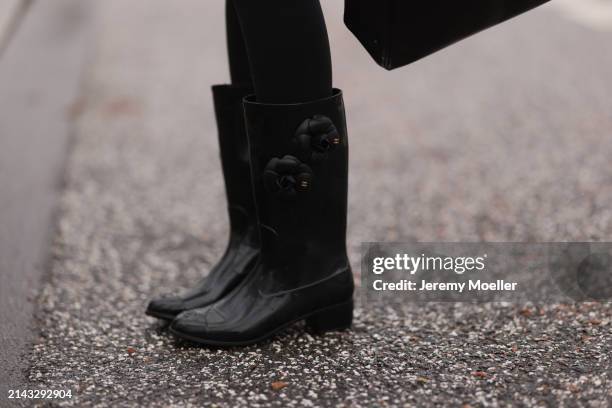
[170, 2, 353, 346]
[231, 0, 332, 103]
[226, 0, 252, 87]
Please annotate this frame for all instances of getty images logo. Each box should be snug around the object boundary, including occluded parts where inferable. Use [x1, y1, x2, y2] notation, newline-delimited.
[372, 253, 488, 275]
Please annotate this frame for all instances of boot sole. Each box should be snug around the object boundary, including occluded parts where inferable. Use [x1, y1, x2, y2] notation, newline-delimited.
[145, 307, 178, 321]
[168, 299, 353, 347]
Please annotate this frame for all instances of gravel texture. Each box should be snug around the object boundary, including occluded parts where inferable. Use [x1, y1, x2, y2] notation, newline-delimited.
[26, 1, 612, 406]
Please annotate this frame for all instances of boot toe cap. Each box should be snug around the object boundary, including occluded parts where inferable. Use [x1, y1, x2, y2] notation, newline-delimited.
[170, 308, 210, 336]
[170, 307, 239, 344]
[146, 296, 187, 320]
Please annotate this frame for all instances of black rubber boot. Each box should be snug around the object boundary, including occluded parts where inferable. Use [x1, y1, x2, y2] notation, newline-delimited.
[170, 89, 354, 346]
[146, 84, 259, 320]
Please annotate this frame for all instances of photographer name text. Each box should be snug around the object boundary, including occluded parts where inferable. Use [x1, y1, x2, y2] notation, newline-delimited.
[372, 279, 517, 292]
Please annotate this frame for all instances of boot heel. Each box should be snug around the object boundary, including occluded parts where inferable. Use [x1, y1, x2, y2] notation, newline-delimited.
[306, 300, 353, 333]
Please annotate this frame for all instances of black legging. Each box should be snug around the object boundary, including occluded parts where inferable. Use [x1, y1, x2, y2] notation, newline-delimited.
[226, 0, 332, 104]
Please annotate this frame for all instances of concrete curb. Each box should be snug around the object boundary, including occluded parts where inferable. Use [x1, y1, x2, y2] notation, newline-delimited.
[0, 0, 92, 401]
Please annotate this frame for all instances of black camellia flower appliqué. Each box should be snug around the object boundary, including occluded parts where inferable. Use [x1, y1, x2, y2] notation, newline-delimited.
[293, 115, 341, 162]
[263, 155, 313, 200]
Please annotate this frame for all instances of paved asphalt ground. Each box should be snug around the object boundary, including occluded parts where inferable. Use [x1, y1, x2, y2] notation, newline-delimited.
[2, 0, 612, 406]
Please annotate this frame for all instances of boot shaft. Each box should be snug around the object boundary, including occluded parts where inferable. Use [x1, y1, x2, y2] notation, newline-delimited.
[243, 89, 349, 269]
[212, 84, 258, 247]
